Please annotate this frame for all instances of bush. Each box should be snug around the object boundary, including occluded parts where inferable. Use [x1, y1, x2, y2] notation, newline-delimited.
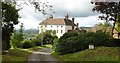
[43, 34, 54, 44]
[107, 39, 120, 47]
[59, 31, 78, 42]
[22, 40, 33, 49]
[56, 35, 87, 54]
[31, 38, 41, 46]
[56, 31, 119, 54]
[52, 38, 59, 51]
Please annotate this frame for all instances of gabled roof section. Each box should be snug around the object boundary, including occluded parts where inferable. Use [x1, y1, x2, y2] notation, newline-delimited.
[39, 18, 76, 26]
[39, 18, 65, 25]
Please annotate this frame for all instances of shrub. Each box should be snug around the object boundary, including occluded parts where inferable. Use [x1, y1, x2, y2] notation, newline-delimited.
[56, 31, 119, 54]
[59, 31, 78, 42]
[107, 39, 120, 47]
[52, 38, 59, 51]
[42, 34, 56, 44]
[56, 35, 88, 54]
[10, 31, 24, 49]
[22, 40, 33, 49]
[31, 38, 41, 46]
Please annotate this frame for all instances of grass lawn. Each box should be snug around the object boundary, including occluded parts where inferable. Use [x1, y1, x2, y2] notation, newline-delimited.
[2, 48, 32, 63]
[2, 46, 43, 63]
[52, 46, 119, 62]
[2, 44, 52, 63]
[42, 44, 52, 48]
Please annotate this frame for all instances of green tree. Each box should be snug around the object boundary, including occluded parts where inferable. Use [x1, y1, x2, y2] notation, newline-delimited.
[93, 21, 112, 33]
[2, 2, 20, 50]
[91, 2, 120, 35]
[10, 30, 20, 49]
[19, 23, 24, 42]
[37, 30, 57, 46]
[10, 23, 24, 49]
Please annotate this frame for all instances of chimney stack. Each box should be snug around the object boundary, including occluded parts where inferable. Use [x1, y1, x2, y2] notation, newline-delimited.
[75, 23, 79, 30]
[65, 14, 69, 25]
[72, 17, 74, 30]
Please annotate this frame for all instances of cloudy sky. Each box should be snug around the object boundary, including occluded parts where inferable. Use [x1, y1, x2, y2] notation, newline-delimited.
[15, 0, 104, 29]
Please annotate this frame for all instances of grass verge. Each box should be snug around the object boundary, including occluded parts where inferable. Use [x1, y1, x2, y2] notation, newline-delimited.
[2, 48, 32, 63]
[2, 44, 52, 63]
[52, 46, 119, 62]
[42, 44, 52, 48]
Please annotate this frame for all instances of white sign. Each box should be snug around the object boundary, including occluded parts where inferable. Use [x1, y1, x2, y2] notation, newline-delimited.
[89, 45, 94, 49]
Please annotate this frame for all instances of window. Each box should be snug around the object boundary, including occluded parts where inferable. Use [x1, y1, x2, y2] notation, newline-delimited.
[61, 30, 63, 33]
[57, 25, 58, 27]
[61, 26, 63, 28]
[51, 25, 52, 27]
[57, 30, 58, 33]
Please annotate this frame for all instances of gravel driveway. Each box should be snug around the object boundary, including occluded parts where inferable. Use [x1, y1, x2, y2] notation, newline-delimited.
[27, 48, 62, 63]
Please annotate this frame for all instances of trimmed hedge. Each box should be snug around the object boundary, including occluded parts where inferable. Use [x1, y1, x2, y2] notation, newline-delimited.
[22, 40, 33, 49]
[56, 31, 120, 54]
[31, 38, 41, 46]
[59, 31, 79, 42]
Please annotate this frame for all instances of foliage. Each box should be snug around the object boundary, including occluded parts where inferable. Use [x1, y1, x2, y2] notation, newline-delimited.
[2, 48, 31, 62]
[43, 33, 54, 44]
[31, 38, 41, 46]
[52, 38, 59, 51]
[2, 2, 20, 50]
[10, 23, 24, 49]
[22, 40, 34, 49]
[91, 2, 120, 34]
[43, 44, 53, 48]
[56, 31, 118, 54]
[59, 31, 78, 42]
[93, 22, 112, 33]
[10, 30, 22, 49]
[19, 23, 24, 38]
[27, 46, 42, 51]
[52, 47, 119, 61]
[91, 2, 120, 22]
[38, 30, 58, 45]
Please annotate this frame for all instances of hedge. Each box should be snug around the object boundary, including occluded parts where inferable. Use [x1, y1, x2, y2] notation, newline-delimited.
[56, 31, 120, 54]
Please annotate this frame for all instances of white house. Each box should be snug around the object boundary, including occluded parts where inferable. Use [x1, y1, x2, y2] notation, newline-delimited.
[38, 15, 76, 38]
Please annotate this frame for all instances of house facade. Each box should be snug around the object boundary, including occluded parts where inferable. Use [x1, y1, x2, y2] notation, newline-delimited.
[38, 15, 76, 38]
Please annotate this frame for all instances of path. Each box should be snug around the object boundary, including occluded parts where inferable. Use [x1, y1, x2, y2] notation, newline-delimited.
[27, 48, 62, 63]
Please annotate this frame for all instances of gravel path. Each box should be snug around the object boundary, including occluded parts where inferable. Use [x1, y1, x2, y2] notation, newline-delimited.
[27, 48, 61, 63]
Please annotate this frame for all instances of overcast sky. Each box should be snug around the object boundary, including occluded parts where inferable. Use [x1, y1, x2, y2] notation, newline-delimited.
[15, 0, 104, 29]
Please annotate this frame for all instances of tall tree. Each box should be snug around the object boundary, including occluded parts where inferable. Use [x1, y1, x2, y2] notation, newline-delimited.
[3, 0, 54, 15]
[2, 2, 20, 50]
[93, 22, 112, 33]
[18, 23, 24, 43]
[91, 2, 120, 36]
[10, 23, 24, 49]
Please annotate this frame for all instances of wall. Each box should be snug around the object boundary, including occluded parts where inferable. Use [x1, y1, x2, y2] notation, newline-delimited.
[39, 24, 66, 38]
